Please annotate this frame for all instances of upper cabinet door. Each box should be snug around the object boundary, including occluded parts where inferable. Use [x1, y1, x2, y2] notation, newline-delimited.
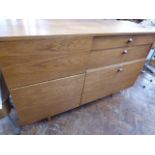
[0, 36, 92, 89]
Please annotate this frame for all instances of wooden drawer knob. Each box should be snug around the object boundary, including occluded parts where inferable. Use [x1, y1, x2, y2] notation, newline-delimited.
[122, 49, 128, 54]
[117, 68, 123, 72]
[128, 38, 133, 43]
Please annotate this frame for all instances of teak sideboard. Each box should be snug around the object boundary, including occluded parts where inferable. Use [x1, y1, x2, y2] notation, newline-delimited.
[0, 20, 155, 125]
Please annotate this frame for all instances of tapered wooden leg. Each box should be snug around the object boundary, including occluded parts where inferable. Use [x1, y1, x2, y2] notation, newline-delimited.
[48, 117, 52, 127]
[7, 114, 21, 135]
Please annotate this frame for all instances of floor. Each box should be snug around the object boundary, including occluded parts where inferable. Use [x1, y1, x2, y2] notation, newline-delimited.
[0, 70, 155, 135]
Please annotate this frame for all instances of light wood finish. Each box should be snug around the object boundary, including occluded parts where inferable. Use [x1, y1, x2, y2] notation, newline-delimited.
[92, 35, 155, 50]
[0, 20, 154, 125]
[1, 20, 155, 41]
[11, 74, 85, 125]
[0, 36, 92, 55]
[0, 37, 92, 88]
[81, 59, 145, 104]
[88, 45, 151, 69]
[1, 53, 88, 89]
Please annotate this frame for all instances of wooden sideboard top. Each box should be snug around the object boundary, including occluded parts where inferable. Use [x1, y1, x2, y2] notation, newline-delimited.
[0, 19, 155, 40]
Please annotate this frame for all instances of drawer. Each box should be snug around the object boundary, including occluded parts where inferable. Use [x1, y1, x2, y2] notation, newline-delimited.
[0, 37, 92, 88]
[11, 74, 85, 125]
[92, 34, 155, 50]
[88, 45, 151, 69]
[81, 59, 145, 104]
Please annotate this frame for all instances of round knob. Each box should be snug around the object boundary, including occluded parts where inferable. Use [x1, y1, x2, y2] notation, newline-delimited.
[128, 38, 133, 43]
[122, 49, 128, 54]
[117, 68, 123, 72]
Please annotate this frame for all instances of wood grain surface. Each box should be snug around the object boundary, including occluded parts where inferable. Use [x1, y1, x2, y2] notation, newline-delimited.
[92, 35, 155, 50]
[88, 45, 151, 69]
[0, 37, 92, 88]
[0, 20, 155, 41]
[11, 74, 85, 125]
[0, 20, 153, 125]
[82, 59, 145, 104]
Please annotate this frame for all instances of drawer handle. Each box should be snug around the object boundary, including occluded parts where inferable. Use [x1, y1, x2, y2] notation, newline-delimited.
[127, 38, 133, 43]
[122, 50, 128, 54]
[117, 68, 123, 72]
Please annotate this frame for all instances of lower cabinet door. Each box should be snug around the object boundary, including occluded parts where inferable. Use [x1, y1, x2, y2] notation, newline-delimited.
[81, 59, 145, 104]
[11, 74, 85, 125]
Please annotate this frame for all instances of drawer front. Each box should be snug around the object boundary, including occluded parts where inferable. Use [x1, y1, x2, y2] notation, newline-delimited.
[11, 74, 85, 125]
[88, 45, 150, 69]
[92, 35, 155, 50]
[81, 59, 145, 104]
[0, 37, 92, 88]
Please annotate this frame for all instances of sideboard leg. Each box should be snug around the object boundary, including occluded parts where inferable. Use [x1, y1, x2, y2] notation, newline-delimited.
[7, 114, 21, 135]
[48, 117, 52, 127]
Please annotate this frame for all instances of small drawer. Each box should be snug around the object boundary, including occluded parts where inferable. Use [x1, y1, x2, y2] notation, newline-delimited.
[88, 45, 151, 69]
[11, 74, 85, 125]
[81, 59, 145, 104]
[92, 34, 155, 50]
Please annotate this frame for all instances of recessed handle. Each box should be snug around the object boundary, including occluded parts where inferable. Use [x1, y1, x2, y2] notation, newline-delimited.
[117, 68, 123, 72]
[127, 38, 133, 43]
[122, 49, 128, 54]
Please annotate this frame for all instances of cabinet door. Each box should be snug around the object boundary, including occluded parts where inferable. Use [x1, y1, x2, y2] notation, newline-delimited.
[0, 36, 92, 89]
[11, 74, 85, 125]
[81, 59, 145, 104]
